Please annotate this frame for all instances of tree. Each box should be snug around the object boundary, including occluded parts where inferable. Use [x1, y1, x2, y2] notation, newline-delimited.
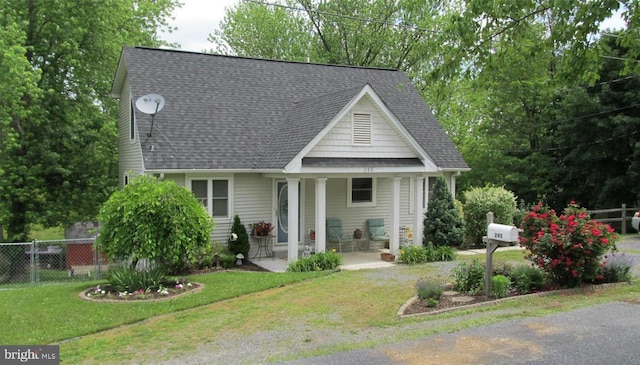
[228, 215, 250, 258]
[423, 176, 465, 247]
[0, 0, 180, 242]
[97, 176, 213, 274]
[210, 0, 447, 72]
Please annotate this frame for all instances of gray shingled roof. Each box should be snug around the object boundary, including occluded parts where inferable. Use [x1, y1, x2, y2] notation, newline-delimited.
[118, 47, 468, 171]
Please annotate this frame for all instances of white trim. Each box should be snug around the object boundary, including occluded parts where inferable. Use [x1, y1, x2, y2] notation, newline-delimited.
[347, 177, 376, 207]
[186, 175, 234, 219]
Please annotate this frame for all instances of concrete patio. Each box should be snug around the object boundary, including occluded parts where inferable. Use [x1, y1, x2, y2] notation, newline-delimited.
[251, 249, 396, 273]
[251, 245, 526, 273]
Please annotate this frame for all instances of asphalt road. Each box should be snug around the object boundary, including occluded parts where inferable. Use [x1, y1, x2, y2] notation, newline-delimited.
[278, 301, 640, 365]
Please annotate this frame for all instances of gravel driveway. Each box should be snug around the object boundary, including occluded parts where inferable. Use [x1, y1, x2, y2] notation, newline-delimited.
[163, 236, 640, 365]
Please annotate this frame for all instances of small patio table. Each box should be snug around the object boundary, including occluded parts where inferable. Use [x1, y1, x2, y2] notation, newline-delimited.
[252, 235, 274, 259]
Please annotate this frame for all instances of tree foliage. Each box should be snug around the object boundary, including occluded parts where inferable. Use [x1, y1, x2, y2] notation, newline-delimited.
[212, 1, 640, 211]
[0, 0, 180, 242]
[423, 176, 465, 247]
[97, 176, 213, 274]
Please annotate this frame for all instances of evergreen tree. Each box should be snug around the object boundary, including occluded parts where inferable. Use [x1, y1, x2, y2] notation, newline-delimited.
[423, 176, 465, 247]
[228, 215, 250, 258]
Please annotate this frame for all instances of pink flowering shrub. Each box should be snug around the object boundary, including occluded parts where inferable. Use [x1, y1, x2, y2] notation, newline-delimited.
[520, 202, 618, 287]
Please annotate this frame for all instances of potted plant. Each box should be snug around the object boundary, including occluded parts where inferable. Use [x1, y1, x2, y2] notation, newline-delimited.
[254, 221, 274, 236]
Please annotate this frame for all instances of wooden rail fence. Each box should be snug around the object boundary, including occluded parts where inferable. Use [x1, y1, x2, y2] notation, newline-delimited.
[587, 204, 640, 235]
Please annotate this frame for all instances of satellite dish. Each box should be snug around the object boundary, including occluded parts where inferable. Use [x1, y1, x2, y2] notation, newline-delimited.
[135, 93, 165, 138]
[135, 93, 165, 115]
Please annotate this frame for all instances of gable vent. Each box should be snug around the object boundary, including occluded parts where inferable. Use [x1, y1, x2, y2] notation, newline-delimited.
[352, 113, 372, 145]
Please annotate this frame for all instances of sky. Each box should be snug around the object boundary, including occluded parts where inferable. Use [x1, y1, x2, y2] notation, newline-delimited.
[161, 0, 240, 52]
[162, 0, 626, 53]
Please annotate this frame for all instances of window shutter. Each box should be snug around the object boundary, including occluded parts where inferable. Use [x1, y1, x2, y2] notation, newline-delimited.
[352, 113, 372, 145]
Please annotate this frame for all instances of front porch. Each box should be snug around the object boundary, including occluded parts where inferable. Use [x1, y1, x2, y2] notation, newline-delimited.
[251, 248, 396, 273]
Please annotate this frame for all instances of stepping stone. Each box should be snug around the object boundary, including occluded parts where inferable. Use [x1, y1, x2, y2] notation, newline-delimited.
[442, 290, 459, 296]
[451, 296, 476, 303]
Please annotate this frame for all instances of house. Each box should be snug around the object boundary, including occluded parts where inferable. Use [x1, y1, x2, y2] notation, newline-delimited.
[110, 46, 469, 261]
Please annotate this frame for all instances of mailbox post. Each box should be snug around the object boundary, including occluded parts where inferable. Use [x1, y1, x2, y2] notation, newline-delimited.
[482, 212, 519, 297]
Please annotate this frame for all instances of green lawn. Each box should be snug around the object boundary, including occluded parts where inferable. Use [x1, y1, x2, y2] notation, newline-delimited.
[3, 249, 638, 363]
[1, 270, 328, 345]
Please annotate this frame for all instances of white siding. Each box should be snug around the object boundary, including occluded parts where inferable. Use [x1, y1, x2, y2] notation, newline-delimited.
[117, 79, 144, 186]
[307, 96, 418, 158]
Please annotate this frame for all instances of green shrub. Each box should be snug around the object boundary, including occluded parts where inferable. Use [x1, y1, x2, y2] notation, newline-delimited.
[398, 245, 428, 264]
[451, 259, 485, 295]
[491, 274, 511, 299]
[97, 175, 214, 274]
[106, 264, 167, 292]
[492, 262, 514, 277]
[599, 252, 636, 283]
[397, 243, 456, 264]
[415, 278, 445, 300]
[462, 185, 517, 247]
[521, 202, 618, 287]
[287, 252, 342, 272]
[423, 176, 465, 247]
[435, 245, 456, 261]
[511, 265, 546, 294]
[228, 215, 250, 258]
[220, 253, 235, 269]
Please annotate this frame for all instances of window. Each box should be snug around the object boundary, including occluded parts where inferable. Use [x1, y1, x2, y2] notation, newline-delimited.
[130, 100, 136, 140]
[352, 113, 372, 145]
[347, 177, 376, 207]
[190, 178, 230, 217]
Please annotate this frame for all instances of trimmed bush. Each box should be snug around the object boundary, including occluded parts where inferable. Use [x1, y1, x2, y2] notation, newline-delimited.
[228, 215, 250, 258]
[462, 185, 517, 247]
[415, 278, 445, 300]
[520, 202, 618, 287]
[451, 259, 485, 295]
[287, 252, 342, 272]
[423, 176, 465, 247]
[97, 175, 214, 274]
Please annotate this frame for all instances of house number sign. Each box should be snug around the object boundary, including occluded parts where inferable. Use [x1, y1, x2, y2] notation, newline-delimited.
[363, 167, 373, 172]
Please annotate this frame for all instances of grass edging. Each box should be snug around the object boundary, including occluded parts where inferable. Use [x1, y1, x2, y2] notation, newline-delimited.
[397, 281, 633, 319]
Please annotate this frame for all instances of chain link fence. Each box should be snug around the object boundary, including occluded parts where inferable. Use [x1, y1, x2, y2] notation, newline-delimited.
[0, 238, 108, 286]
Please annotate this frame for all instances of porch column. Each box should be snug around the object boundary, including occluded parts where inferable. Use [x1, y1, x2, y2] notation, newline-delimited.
[390, 177, 401, 253]
[414, 177, 424, 247]
[315, 178, 327, 253]
[287, 178, 300, 261]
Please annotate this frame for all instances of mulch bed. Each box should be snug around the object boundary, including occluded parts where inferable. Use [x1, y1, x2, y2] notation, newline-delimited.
[402, 293, 495, 315]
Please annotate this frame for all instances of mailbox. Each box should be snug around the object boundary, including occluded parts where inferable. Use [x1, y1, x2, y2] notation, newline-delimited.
[487, 223, 519, 243]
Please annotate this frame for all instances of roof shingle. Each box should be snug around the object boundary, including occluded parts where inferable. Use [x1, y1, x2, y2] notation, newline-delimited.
[118, 47, 468, 170]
